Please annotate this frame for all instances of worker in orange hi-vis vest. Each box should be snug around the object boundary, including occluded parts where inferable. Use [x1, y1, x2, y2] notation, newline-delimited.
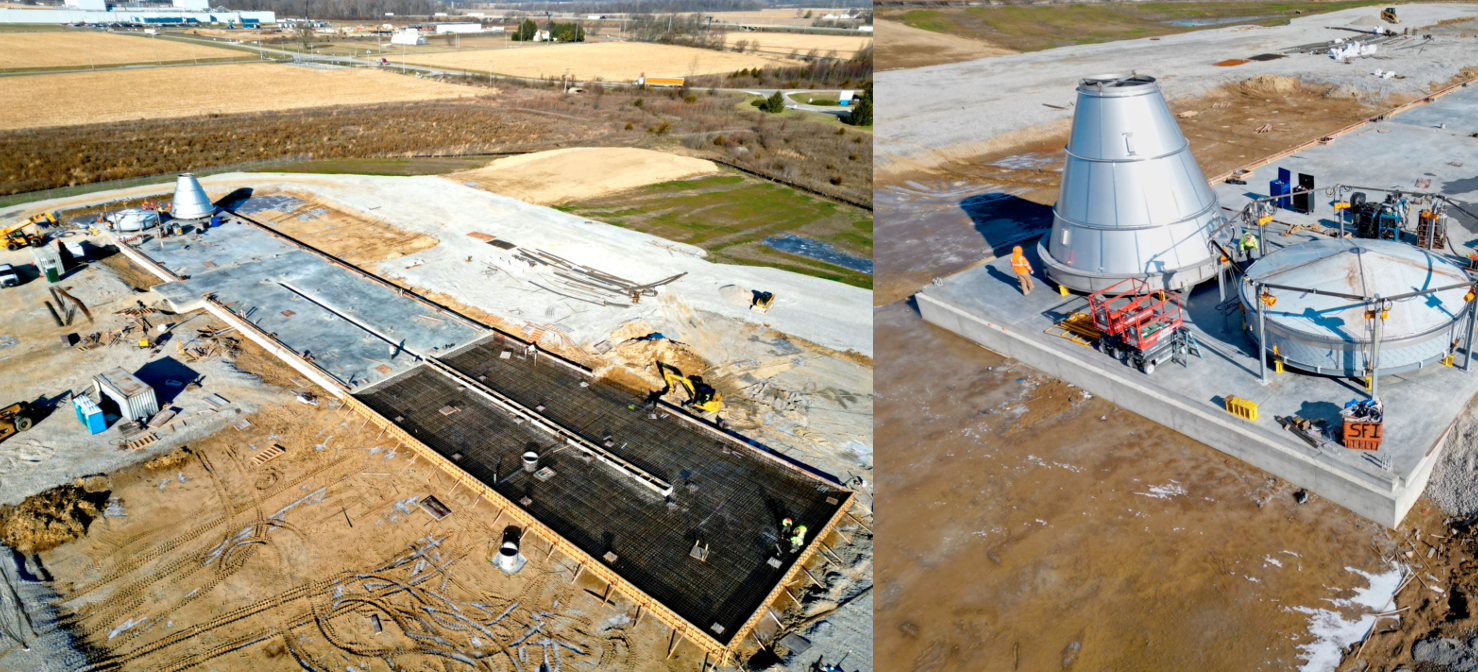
[1009, 246, 1035, 295]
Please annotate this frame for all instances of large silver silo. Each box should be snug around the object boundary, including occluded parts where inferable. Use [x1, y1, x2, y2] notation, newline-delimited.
[171, 173, 214, 221]
[1039, 74, 1223, 293]
[1239, 239, 1473, 376]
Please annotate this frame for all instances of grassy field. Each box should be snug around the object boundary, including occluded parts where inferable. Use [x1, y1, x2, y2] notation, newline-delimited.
[365, 41, 804, 81]
[0, 31, 247, 70]
[0, 63, 482, 131]
[555, 173, 872, 288]
[879, 0, 1404, 52]
[722, 31, 874, 58]
[787, 91, 843, 105]
[737, 95, 867, 130]
[250, 156, 505, 176]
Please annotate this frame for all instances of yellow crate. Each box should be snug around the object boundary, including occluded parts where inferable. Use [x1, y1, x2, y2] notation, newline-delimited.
[1225, 396, 1259, 422]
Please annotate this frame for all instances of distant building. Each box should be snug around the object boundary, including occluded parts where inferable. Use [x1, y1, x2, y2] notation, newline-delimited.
[532, 29, 550, 41]
[390, 29, 425, 45]
[434, 22, 480, 33]
[2, 4, 275, 24]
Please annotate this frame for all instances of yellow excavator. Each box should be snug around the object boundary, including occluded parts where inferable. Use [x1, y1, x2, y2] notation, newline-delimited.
[0, 401, 35, 445]
[1, 212, 54, 251]
[656, 362, 722, 414]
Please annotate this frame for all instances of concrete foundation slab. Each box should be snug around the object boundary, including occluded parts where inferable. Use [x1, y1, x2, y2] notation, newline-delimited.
[918, 85, 1478, 528]
[122, 218, 486, 390]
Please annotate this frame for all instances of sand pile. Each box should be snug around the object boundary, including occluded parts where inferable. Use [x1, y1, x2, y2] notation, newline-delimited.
[451, 148, 718, 205]
[1240, 74, 1302, 95]
[0, 477, 111, 554]
[1322, 83, 1365, 99]
[590, 320, 711, 393]
[143, 447, 191, 471]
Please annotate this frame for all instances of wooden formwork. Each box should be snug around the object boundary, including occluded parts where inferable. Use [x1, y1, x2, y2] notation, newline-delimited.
[111, 215, 865, 669]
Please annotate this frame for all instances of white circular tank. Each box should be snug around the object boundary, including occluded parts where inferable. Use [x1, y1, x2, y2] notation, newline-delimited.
[1240, 239, 1473, 376]
[111, 209, 160, 232]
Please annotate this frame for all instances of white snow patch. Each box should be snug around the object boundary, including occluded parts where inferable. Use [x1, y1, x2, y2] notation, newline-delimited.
[1134, 481, 1187, 499]
[1287, 564, 1403, 672]
[1265, 555, 1284, 568]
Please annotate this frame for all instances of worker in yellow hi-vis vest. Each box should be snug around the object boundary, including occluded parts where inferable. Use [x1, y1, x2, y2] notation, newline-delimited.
[789, 524, 808, 553]
[1009, 246, 1035, 295]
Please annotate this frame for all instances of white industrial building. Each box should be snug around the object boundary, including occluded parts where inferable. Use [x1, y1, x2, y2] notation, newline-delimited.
[434, 22, 480, 33]
[1, 5, 275, 24]
[390, 29, 425, 45]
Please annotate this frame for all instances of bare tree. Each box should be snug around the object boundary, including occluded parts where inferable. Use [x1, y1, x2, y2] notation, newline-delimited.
[294, 25, 316, 52]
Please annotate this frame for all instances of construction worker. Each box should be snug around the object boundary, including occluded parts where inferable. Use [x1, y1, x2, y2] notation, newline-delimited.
[1009, 245, 1035, 295]
[789, 524, 808, 553]
[1239, 231, 1259, 260]
[782, 517, 793, 533]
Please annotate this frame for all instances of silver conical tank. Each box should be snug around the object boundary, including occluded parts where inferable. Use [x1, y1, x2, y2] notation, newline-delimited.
[1039, 74, 1223, 293]
[171, 173, 214, 220]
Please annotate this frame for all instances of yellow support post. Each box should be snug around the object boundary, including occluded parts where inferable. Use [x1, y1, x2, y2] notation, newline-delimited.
[1059, 284, 1069, 297]
[1272, 346, 1283, 374]
[1444, 354, 1455, 368]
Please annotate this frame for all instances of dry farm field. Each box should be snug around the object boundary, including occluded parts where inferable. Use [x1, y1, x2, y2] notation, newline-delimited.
[381, 41, 804, 80]
[452, 147, 719, 205]
[0, 63, 483, 130]
[723, 31, 874, 57]
[0, 31, 247, 69]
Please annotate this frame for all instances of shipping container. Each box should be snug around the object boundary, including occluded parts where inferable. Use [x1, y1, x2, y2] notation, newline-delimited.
[93, 368, 159, 422]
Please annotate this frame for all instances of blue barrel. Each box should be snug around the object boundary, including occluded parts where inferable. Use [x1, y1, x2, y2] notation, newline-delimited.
[209, 215, 221, 228]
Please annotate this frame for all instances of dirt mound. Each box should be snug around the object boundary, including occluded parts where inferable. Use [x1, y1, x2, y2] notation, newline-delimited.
[143, 447, 191, 471]
[590, 320, 711, 394]
[1322, 84, 1365, 99]
[719, 284, 753, 308]
[0, 480, 111, 554]
[1240, 74, 1302, 96]
[452, 148, 719, 205]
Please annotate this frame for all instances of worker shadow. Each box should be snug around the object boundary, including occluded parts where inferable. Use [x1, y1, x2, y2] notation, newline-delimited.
[132, 357, 200, 406]
[959, 193, 1054, 257]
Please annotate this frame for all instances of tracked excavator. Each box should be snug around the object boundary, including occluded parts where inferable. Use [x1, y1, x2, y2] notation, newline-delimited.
[655, 362, 722, 414]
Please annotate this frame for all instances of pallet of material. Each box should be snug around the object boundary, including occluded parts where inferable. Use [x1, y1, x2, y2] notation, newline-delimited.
[252, 444, 287, 466]
[123, 433, 158, 451]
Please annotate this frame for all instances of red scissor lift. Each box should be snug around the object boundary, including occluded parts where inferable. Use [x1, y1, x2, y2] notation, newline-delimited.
[1089, 278, 1187, 375]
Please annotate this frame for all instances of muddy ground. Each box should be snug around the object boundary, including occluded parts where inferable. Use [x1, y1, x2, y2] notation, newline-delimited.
[873, 300, 1444, 671]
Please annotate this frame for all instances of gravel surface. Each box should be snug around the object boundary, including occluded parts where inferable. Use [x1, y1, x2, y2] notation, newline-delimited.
[0, 550, 89, 671]
[877, 3, 1478, 176]
[1423, 400, 1478, 517]
[1415, 636, 1478, 671]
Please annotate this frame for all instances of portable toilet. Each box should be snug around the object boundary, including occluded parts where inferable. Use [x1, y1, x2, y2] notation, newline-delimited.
[73, 395, 106, 434]
[30, 246, 62, 283]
